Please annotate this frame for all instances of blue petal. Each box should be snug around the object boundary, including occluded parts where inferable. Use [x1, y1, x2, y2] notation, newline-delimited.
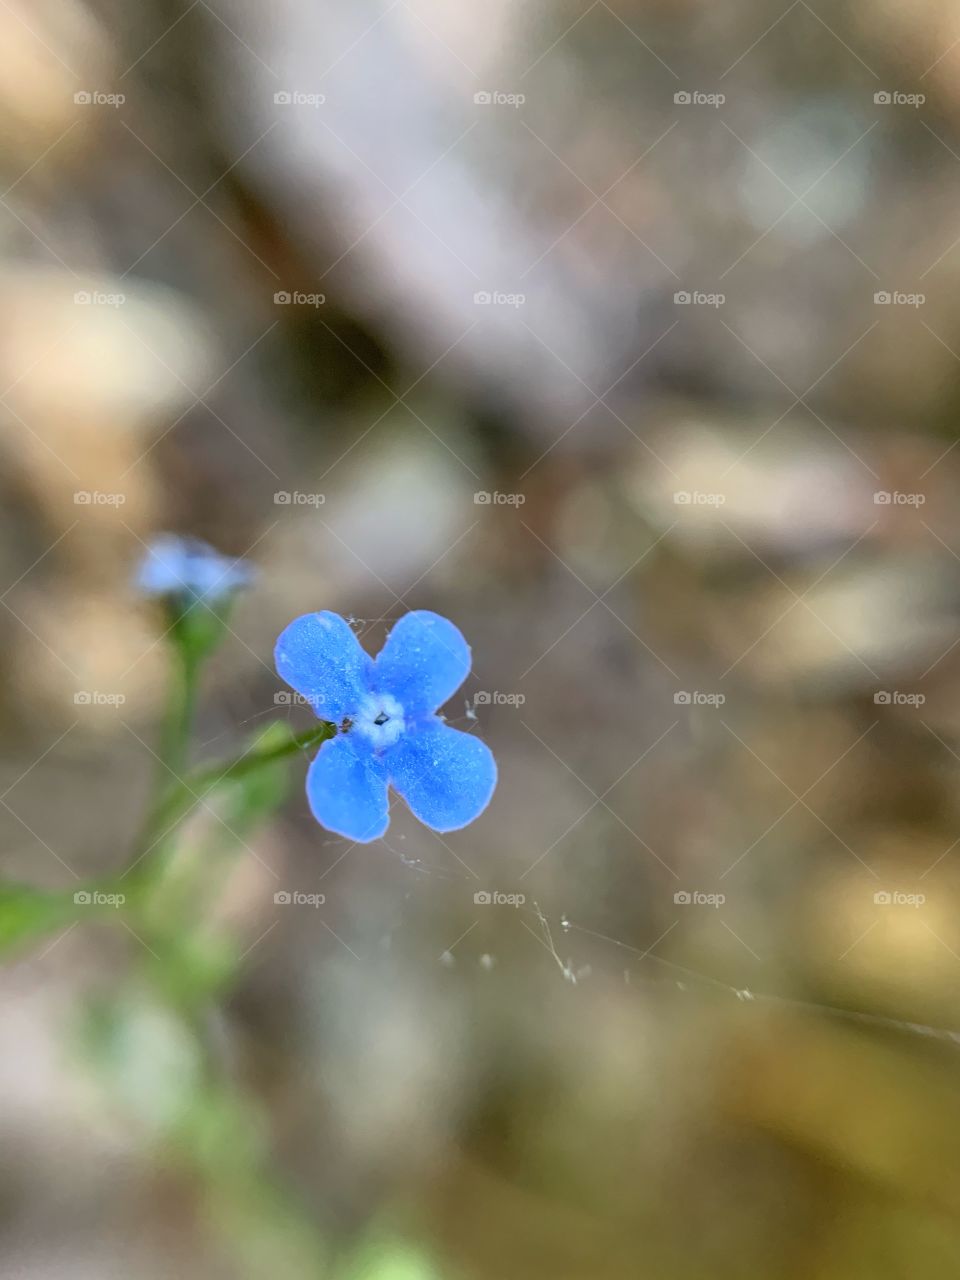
[137, 536, 190, 595]
[374, 611, 471, 715]
[306, 734, 389, 842]
[275, 612, 372, 722]
[388, 723, 496, 832]
[137, 535, 254, 602]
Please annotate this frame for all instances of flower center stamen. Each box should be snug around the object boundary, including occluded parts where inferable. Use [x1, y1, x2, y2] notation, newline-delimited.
[351, 693, 405, 749]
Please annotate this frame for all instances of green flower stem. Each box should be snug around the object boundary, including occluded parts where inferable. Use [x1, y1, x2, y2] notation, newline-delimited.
[128, 642, 202, 886]
[188, 721, 334, 793]
[0, 715, 333, 958]
[163, 642, 201, 787]
[157, 719, 334, 832]
[123, 721, 334, 901]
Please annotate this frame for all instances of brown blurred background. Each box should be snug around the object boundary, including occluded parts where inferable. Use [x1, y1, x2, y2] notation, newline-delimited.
[3, 1, 960, 1276]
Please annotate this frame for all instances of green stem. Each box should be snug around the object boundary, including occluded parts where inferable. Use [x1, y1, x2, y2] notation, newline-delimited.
[188, 721, 334, 792]
[125, 721, 334, 896]
[164, 644, 200, 786]
[132, 644, 201, 875]
[0, 716, 335, 960]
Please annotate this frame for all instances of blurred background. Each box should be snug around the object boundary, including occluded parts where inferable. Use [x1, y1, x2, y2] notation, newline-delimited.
[3, 0, 960, 1275]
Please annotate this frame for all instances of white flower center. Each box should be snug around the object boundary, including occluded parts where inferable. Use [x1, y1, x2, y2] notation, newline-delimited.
[351, 692, 405, 749]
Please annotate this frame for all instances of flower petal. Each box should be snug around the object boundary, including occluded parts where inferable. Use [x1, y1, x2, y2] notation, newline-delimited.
[137, 534, 254, 602]
[388, 723, 496, 832]
[306, 734, 389, 842]
[374, 611, 471, 714]
[275, 612, 372, 722]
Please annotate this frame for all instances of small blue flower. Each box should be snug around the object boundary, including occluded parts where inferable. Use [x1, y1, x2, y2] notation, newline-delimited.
[275, 610, 497, 842]
[137, 535, 254, 605]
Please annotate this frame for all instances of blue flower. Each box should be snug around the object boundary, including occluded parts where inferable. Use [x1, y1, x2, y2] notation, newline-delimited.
[137, 535, 254, 605]
[274, 610, 497, 842]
